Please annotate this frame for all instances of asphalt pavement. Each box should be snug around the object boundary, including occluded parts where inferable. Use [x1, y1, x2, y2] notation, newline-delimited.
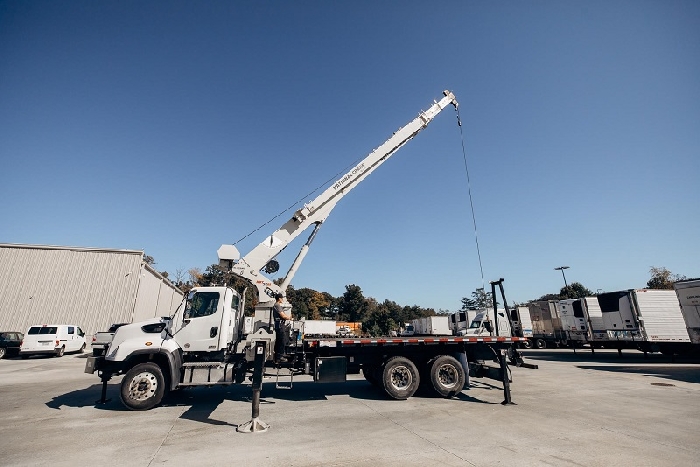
[0, 348, 698, 466]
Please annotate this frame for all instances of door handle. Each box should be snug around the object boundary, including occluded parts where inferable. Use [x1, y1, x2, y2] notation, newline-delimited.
[210, 327, 218, 338]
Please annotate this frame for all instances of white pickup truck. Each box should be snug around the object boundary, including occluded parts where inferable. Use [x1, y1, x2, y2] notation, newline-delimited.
[91, 323, 128, 356]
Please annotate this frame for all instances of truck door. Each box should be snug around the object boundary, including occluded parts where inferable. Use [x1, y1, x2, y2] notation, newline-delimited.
[175, 290, 225, 352]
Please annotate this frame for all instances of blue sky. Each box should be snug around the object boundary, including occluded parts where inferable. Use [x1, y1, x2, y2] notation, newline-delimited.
[1, 1, 698, 311]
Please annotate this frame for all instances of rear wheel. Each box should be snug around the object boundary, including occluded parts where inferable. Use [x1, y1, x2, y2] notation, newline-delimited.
[521, 339, 532, 349]
[55, 346, 65, 357]
[535, 339, 546, 349]
[382, 356, 420, 400]
[120, 362, 166, 410]
[0, 348, 6, 359]
[429, 355, 465, 398]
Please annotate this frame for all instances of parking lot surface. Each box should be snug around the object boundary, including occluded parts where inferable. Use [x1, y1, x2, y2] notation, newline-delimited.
[0, 349, 698, 466]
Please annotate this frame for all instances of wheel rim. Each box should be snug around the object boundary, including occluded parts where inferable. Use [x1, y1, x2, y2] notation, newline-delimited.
[128, 371, 158, 401]
[436, 363, 458, 389]
[389, 365, 412, 390]
[0, 348, 5, 358]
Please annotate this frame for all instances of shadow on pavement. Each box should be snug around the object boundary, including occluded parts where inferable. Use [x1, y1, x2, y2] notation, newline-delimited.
[575, 365, 700, 385]
[521, 350, 700, 365]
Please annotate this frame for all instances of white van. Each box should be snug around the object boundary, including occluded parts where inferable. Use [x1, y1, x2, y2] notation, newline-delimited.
[20, 324, 86, 358]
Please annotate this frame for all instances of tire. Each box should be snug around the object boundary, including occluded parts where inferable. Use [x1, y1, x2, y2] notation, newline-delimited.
[120, 362, 166, 411]
[55, 346, 65, 357]
[381, 356, 420, 400]
[79, 343, 86, 354]
[429, 355, 465, 398]
[521, 339, 532, 349]
[535, 339, 546, 349]
[0, 348, 6, 359]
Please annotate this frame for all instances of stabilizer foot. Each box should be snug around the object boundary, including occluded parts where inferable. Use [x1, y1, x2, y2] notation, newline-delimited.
[237, 417, 270, 433]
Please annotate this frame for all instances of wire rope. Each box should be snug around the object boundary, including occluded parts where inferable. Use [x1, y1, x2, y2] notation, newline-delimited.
[454, 105, 485, 291]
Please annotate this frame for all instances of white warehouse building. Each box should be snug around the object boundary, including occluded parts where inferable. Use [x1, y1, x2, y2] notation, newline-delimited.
[0, 244, 183, 336]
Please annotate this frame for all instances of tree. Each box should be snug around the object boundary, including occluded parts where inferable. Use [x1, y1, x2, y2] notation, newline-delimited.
[363, 300, 398, 337]
[337, 284, 370, 322]
[461, 289, 494, 310]
[285, 286, 331, 320]
[559, 282, 593, 299]
[647, 266, 686, 290]
[188, 267, 203, 286]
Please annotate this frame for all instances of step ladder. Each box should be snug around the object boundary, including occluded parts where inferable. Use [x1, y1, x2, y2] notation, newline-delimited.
[275, 365, 294, 389]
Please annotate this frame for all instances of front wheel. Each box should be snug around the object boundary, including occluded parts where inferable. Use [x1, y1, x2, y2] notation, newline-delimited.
[120, 362, 166, 410]
[382, 356, 420, 400]
[429, 355, 465, 398]
[78, 343, 86, 354]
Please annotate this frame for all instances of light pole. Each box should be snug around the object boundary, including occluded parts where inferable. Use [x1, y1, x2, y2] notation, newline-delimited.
[554, 266, 570, 288]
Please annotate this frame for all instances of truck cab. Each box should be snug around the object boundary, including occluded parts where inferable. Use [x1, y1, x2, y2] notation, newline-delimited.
[465, 309, 512, 337]
[107, 287, 246, 362]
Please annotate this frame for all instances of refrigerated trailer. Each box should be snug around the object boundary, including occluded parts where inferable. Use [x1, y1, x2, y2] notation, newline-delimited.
[596, 289, 691, 354]
[528, 301, 564, 348]
[411, 315, 451, 336]
[579, 296, 610, 346]
[558, 299, 588, 347]
[510, 306, 534, 348]
[673, 279, 700, 345]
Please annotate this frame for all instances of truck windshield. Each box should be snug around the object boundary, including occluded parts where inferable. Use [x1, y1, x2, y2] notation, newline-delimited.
[185, 292, 220, 318]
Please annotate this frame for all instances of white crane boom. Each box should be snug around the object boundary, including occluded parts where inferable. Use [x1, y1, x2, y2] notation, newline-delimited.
[218, 90, 458, 307]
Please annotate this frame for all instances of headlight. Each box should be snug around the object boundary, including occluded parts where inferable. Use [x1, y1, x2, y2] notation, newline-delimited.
[141, 323, 166, 334]
[107, 345, 119, 358]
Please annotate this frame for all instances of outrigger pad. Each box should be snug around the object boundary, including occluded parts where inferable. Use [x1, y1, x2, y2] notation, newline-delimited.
[237, 417, 270, 433]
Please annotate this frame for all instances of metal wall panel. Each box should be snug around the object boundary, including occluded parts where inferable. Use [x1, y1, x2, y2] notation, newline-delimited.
[0, 244, 143, 335]
[132, 264, 184, 322]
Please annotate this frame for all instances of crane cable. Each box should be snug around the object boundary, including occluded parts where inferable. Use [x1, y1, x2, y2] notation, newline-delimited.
[454, 105, 486, 290]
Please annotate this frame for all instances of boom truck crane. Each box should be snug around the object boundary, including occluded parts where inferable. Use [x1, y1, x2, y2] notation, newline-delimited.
[85, 91, 528, 424]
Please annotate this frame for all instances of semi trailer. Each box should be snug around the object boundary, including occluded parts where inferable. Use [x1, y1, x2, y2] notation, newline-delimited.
[596, 289, 691, 354]
[674, 279, 700, 345]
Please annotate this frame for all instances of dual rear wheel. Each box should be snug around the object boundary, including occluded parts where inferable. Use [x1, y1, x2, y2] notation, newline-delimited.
[364, 354, 466, 400]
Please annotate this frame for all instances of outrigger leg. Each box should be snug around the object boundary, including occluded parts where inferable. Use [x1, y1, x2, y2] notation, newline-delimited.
[500, 349, 515, 406]
[96, 372, 111, 404]
[238, 341, 270, 433]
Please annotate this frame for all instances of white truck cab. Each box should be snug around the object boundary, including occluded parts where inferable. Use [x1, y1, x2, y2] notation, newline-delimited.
[20, 324, 86, 358]
[465, 309, 512, 337]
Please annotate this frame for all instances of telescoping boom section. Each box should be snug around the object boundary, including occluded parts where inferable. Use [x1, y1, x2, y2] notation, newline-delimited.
[218, 91, 459, 309]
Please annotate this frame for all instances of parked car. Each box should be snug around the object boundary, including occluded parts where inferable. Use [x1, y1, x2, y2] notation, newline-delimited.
[19, 325, 86, 358]
[0, 331, 24, 359]
[91, 323, 129, 356]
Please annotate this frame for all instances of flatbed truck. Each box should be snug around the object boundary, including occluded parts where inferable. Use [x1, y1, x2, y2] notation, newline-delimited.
[84, 91, 531, 424]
